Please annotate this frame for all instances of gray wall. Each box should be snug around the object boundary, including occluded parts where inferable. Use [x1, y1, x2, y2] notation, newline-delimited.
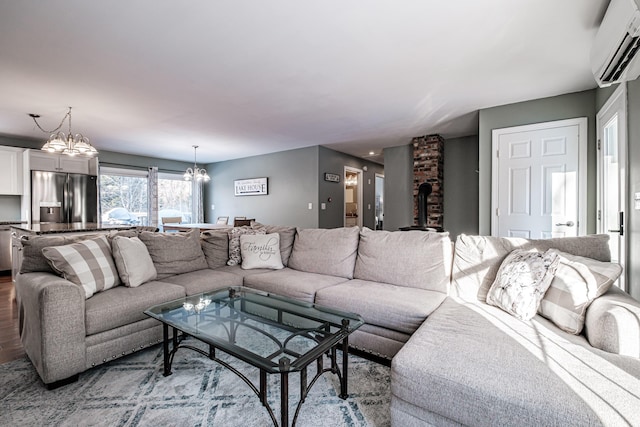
[382, 144, 414, 231]
[205, 146, 319, 228]
[318, 146, 383, 229]
[478, 89, 598, 235]
[444, 135, 479, 239]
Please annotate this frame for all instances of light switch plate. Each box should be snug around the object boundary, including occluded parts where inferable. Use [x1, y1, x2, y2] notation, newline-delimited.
[308, 203, 313, 210]
[635, 192, 640, 210]
[321, 203, 326, 210]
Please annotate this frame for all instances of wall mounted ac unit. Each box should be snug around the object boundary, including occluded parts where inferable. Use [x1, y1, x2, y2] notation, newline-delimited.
[591, 0, 640, 87]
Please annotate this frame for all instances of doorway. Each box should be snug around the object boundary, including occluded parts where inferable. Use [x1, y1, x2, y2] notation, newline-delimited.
[491, 118, 587, 238]
[375, 174, 384, 230]
[344, 167, 363, 228]
[597, 83, 627, 291]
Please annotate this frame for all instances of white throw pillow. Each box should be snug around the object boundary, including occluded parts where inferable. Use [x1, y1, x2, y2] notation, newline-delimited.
[486, 249, 560, 320]
[111, 236, 158, 287]
[538, 250, 622, 334]
[42, 236, 121, 299]
[239, 233, 284, 270]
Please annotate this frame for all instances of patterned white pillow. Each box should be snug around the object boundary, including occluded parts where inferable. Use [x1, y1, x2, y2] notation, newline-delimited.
[42, 236, 121, 299]
[538, 250, 622, 334]
[227, 227, 266, 266]
[240, 233, 284, 270]
[111, 236, 158, 287]
[486, 249, 560, 320]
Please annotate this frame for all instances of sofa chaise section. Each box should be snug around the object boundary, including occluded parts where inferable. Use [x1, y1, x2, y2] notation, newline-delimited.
[391, 233, 640, 426]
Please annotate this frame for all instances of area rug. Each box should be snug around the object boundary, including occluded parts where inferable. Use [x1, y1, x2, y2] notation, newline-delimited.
[0, 342, 391, 427]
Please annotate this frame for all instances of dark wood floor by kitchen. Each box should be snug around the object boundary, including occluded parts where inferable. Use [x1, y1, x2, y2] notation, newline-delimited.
[0, 272, 24, 364]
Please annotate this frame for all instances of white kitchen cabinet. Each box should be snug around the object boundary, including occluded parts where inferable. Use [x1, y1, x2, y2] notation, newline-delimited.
[28, 150, 97, 174]
[0, 146, 24, 194]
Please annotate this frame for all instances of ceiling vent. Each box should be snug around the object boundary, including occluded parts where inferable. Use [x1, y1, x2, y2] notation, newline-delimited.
[591, 0, 640, 87]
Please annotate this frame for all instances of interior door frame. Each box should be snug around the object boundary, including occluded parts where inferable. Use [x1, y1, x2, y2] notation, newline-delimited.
[596, 83, 627, 290]
[344, 166, 363, 228]
[491, 117, 588, 237]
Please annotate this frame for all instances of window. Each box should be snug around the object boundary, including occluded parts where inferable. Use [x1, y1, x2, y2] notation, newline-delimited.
[158, 172, 193, 224]
[99, 167, 149, 226]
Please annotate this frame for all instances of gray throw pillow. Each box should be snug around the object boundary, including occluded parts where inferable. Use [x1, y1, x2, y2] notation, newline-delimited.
[200, 230, 229, 268]
[138, 229, 207, 279]
[111, 236, 157, 287]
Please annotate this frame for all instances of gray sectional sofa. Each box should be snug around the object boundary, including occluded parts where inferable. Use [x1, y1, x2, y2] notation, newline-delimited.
[13, 225, 640, 426]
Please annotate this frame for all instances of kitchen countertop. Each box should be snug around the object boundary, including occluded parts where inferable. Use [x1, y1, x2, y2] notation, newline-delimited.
[10, 222, 137, 235]
[0, 221, 26, 226]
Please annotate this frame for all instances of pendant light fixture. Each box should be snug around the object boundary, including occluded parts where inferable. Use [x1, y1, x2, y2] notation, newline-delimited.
[29, 107, 98, 157]
[184, 145, 210, 182]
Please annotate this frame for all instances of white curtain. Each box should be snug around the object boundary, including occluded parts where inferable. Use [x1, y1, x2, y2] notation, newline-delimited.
[193, 180, 204, 223]
[148, 167, 159, 227]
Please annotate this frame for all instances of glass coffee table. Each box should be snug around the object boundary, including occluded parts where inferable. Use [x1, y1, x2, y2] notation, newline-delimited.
[144, 286, 364, 427]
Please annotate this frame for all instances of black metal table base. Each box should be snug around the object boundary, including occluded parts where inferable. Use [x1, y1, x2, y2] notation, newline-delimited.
[161, 324, 351, 427]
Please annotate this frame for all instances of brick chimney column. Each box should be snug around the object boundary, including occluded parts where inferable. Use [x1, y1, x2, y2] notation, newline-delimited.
[412, 134, 444, 229]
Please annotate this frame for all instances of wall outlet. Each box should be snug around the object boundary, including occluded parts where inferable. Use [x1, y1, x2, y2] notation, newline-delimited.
[367, 204, 371, 210]
[308, 202, 313, 210]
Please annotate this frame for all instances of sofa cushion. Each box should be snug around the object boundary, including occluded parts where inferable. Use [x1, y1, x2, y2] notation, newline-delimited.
[19, 233, 102, 274]
[240, 233, 284, 270]
[138, 229, 207, 279]
[243, 268, 349, 303]
[391, 297, 640, 426]
[486, 249, 560, 320]
[85, 280, 185, 335]
[539, 251, 622, 334]
[227, 227, 266, 266]
[42, 236, 121, 299]
[585, 286, 640, 358]
[255, 224, 297, 266]
[354, 228, 451, 293]
[159, 269, 243, 296]
[111, 236, 157, 287]
[451, 234, 611, 303]
[288, 227, 359, 279]
[315, 279, 446, 335]
[200, 230, 229, 268]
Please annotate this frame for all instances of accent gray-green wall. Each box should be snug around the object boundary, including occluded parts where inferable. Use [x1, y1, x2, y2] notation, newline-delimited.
[444, 135, 479, 238]
[382, 144, 413, 231]
[204, 147, 320, 228]
[478, 89, 598, 235]
[318, 146, 383, 229]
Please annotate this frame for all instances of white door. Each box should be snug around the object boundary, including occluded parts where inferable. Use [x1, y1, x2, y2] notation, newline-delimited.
[597, 84, 627, 290]
[492, 118, 587, 238]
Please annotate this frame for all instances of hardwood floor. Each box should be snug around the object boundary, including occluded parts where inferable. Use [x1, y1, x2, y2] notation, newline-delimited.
[0, 272, 24, 364]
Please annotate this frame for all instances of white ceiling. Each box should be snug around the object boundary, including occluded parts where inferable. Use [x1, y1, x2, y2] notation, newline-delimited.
[0, 1, 608, 164]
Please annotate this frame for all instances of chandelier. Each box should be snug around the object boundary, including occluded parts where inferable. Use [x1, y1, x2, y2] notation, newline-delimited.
[29, 107, 98, 157]
[184, 145, 210, 182]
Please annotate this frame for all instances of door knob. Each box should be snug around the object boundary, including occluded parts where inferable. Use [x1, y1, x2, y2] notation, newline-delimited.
[555, 221, 575, 227]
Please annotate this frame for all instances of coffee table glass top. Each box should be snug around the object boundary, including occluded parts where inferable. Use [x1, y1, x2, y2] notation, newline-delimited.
[144, 286, 363, 373]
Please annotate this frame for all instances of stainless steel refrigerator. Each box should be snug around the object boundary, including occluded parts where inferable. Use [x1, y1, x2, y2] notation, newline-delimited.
[31, 171, 98, 224]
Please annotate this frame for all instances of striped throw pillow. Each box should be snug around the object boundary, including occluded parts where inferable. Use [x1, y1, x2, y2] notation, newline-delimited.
[42, 236, 121, 299]
[538, 250, 622, 334]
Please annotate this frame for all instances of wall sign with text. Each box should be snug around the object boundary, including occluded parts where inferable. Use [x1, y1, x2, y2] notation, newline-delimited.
[324, 173, 341, 183]
[234, 177, 268, 196]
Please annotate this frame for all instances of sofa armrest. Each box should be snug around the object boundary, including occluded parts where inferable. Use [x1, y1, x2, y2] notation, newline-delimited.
[15, 272, 86, 384]
[584, 286, 640, 358]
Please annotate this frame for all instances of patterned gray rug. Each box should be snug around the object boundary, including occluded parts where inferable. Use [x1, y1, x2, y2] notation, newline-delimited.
[0, 342, 390, 427]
